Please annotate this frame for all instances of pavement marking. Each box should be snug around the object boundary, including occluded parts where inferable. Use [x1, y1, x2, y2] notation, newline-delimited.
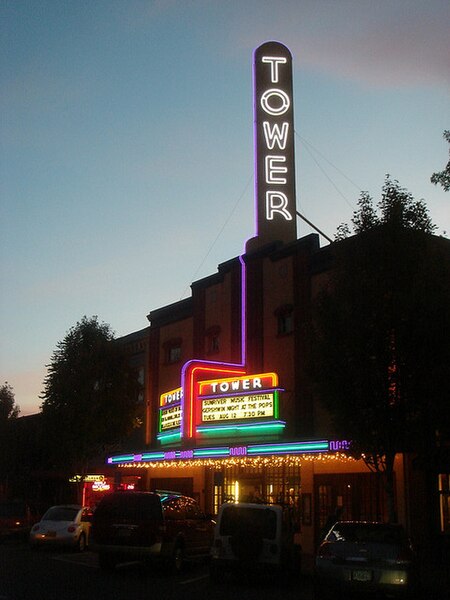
[52, 554, 98, 568]
[179, 574, 209, 585]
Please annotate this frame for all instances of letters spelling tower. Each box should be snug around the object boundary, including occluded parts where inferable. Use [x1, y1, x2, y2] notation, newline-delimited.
[248, 41, 297, 253]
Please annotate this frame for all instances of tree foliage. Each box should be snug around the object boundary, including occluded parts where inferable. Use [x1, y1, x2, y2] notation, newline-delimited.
[0, 382, 20, 422]
[313, 177, 450, 520]
[40, 316, 141, 476]
[431, 130, 450, 192]
[0, 382, 20, 496]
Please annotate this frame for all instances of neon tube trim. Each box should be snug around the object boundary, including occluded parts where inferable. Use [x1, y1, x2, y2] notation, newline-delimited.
[199, 387, 282, 400]
[180, 361, 246, 439]
[193, 448, 230, 457]
[157, 431, 181, 443]
[196, 420, 285, 431]
[107, 439, 344, 465]
[247, 441, 329, 454]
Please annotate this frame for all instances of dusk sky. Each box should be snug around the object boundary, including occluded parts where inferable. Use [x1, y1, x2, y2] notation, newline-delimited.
[1, 0, 449, 416]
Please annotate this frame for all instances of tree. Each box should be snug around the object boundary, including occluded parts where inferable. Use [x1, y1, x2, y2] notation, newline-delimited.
[40, 316, 141, 498]
[0, 382, 20, 421]
[0, 382, 20, 497]
[313, 176, 450, 522]
[431, 130, 450, 192]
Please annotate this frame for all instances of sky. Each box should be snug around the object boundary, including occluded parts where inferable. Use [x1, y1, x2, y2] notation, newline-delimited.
[1, 0, 449, 416]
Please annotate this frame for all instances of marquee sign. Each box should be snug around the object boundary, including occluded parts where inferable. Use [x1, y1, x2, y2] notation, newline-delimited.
[157, 371, 285, 443]
[199, 373, 278, 422]
[196, 372, 284, 437]
[159, 387, 182, 436]
[253, 41, 297, 246]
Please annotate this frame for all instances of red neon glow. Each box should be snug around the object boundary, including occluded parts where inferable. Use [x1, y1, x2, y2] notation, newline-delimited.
[181, 361, 247, 439]
[198, 372, 278, 396]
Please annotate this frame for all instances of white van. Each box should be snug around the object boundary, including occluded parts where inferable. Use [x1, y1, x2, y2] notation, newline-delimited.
[210, 502, 301, 580]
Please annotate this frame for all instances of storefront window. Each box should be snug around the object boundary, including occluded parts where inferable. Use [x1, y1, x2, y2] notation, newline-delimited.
[212, 463, 301, 513]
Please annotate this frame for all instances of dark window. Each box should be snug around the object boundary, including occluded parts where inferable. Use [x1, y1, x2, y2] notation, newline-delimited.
[274, 304, 294, 335]
[163, 338, 182, 364]
[206, 325, 221, 355]
[168, 346, 181, 363]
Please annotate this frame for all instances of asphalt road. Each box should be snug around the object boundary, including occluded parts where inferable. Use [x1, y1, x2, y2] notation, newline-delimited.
[0, 539, 315, 600]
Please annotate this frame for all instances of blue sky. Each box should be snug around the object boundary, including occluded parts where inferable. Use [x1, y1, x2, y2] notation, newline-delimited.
[1, 0, 449, 415]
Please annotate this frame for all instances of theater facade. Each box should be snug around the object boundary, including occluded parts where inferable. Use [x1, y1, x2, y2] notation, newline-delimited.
[106, 42, 443, 566]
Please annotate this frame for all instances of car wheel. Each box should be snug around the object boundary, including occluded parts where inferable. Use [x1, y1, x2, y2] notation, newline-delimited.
[98, 553, 117, 571]
[77, 533, 86, 552]
[173, 544, 185, 573]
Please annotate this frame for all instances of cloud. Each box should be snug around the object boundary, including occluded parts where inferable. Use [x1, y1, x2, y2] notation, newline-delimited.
[228, 0, 450, 89]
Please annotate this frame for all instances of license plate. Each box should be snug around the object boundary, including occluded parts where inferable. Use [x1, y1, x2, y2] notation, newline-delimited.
[45, 531, 56, 538]
[352, 569, 372, 582]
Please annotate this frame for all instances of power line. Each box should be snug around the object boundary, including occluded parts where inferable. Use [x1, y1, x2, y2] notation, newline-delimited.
[179, 173, 253, 299]
[295, 131, 360, 211]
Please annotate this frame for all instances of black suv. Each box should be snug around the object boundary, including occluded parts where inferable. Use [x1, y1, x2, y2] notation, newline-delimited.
[91, 491, 214, 572]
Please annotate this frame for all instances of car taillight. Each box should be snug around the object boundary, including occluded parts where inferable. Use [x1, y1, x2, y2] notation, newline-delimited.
[32, 524, 40, 532]
[67, 525, 76, 533]
[317, 542, 336, 559]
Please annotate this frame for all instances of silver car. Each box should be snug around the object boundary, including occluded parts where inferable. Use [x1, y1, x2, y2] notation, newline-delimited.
[29, 504, 92, 551]
[315, 521, 418, 598]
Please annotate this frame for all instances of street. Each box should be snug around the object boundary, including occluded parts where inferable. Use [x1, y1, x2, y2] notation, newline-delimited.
[0, 539, 315, 600]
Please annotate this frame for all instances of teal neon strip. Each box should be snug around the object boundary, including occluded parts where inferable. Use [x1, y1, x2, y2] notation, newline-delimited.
[247, 441, 328, 454]
[157, 429, 181, 439]
[110, 454, 134, 463]
[197, 422, 285, 435]
[158, 434, 181, 445]
[193, 448, 230, 457]
[141, 452, 166, 460]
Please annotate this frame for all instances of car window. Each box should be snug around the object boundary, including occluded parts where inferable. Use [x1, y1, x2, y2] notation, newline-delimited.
[186, 499, 203, 519]
[81, 508, 93, 522]
[43, 507, 80, 522]
[94, 493, 163, 522]
[329, 523, 405, 544]
[163, 497, 186, 520]
[220, 507, 277, 539]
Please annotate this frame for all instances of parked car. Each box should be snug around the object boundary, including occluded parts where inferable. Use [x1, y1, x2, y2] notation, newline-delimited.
[210, 502, 302, 580]
[90, 490, 215, 572]
[29, 505, 92, 551]
[0, 500, 35, 540]
[315, 521, 419, 598]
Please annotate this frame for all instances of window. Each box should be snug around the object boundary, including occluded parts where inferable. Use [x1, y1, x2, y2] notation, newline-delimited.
[168, 346, 181, 363]
[163, 338, 182, 364]
[274, 304, 294, 335]
[206, 325, 221, 355]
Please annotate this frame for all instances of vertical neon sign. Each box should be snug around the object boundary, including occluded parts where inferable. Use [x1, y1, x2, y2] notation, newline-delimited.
[253, 41, 297, 246]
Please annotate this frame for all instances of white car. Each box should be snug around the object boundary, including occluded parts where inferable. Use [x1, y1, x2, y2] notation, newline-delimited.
[29, 504, 92, 551]
[210, 502, 301, 580]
